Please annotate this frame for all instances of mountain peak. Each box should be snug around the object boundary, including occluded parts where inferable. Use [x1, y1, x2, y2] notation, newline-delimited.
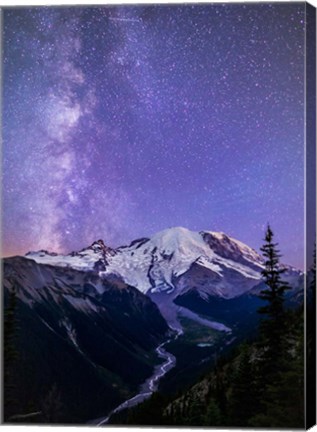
[89, 239, 107, 251]
[96, 227, 266, 297]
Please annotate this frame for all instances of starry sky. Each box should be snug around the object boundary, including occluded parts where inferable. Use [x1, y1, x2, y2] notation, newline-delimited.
[2, 3, 306, 268]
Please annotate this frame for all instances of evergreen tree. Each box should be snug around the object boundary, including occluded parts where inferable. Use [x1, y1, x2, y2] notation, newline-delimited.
[250, 225, 298, 428]
[203, 398, 222, 426]
[214, 367, 227, 420]
[257, 225, 290, 375]
[186, 394, 204, 426]
[228, 343, 259, 426]
[250, 310, 304, 428]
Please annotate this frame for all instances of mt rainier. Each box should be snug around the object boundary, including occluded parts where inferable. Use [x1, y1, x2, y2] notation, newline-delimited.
[26, 227, 299, 301]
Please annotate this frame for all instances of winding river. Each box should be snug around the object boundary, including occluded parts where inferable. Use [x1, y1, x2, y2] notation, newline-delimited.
[91, 326, 183, 426]
[90, 304, 231, 427]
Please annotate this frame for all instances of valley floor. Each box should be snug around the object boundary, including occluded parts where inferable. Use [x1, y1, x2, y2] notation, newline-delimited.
[91, 305, 231, 425]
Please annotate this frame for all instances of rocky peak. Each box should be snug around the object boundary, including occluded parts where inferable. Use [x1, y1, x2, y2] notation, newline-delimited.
[200, 231, 263, 267]
[89, 239, 116, 259]
[88, 239, 107, 252]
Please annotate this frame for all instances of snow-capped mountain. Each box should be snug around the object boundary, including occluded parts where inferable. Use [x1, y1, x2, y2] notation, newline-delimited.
[20, 225, 304, 344]
[101, 227, 266, 298]
[26, 239, 115, 272]
[25, 226, 301, 301]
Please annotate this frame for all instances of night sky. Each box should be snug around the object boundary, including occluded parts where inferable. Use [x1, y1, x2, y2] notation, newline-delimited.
[2, 3, 305, 268]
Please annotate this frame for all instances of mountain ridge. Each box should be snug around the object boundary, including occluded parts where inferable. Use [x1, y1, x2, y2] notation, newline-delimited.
[25, 227, 301, 300]
[3, 255, 170, 423]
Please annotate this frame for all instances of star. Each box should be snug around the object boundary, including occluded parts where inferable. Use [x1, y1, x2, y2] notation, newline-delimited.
[2, 3, 306, 268]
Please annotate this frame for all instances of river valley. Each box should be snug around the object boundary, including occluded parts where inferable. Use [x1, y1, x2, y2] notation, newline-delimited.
[90, 326, 183, 426]
[90, 306, 231, 426]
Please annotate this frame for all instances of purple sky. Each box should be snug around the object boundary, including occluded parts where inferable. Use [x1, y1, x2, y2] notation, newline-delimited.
[2, 4, 305, 268]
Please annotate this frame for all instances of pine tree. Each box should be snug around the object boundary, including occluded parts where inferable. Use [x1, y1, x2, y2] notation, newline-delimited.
[214, 367, 227, 422]
[250, 225, 294, 427]
[187, 394, 204, 426]
[250, 309, 304, 428]
[257, 225, 290, 372]
[203, 398, 222, 426]
[228, 343, 259, 426]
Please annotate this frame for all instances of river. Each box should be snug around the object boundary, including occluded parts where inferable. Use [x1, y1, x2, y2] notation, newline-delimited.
[90, 305, 231, 427]
[91, 325, 183, 426]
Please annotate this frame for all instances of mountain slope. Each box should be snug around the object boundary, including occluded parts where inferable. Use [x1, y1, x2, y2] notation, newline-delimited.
[3, 256, 169, 423]
[25, 227, 269, 298]
[26, 227, 302, 306]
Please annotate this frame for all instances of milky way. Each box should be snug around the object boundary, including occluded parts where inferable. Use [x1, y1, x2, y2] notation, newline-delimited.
[2, 4, 305, 267]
